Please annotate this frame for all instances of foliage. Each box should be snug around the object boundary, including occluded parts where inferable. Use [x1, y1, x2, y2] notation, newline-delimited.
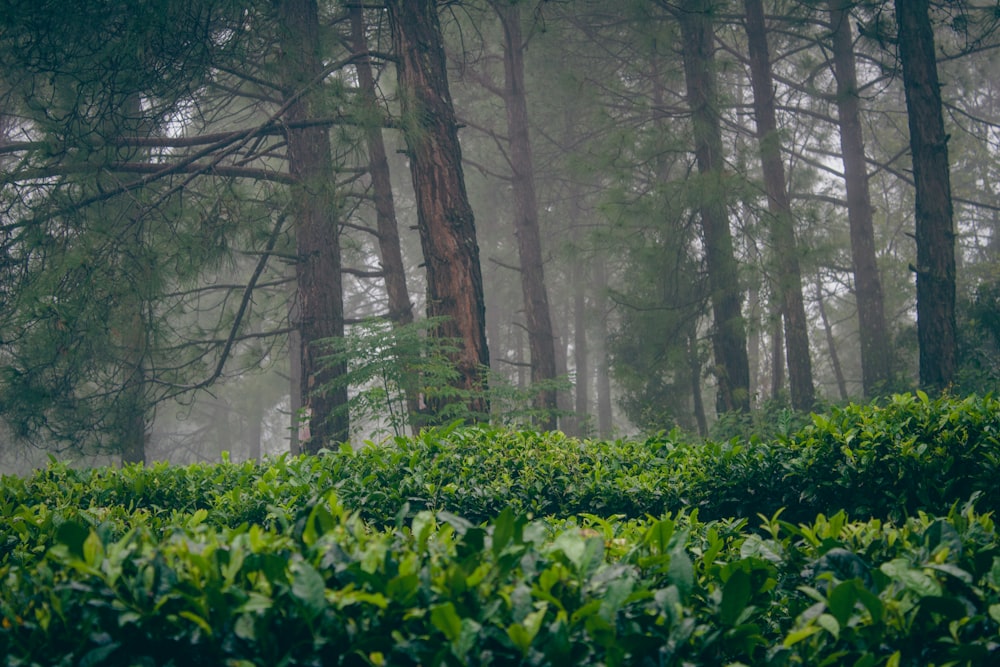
[2, 489, 999, 664]
[2, 393, 1000, 664]
[318, 317, 570, 438]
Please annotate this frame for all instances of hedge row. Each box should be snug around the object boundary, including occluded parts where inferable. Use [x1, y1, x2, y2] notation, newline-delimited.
[3, 493, 999, 665]
[3, 393, 997, 539]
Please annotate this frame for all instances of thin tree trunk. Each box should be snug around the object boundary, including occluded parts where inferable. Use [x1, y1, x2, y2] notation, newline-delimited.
[594, 256, 613, 437]
[116, 95, 149, 466]
[349, 5, 421, 431]
[895, 0, 957, 391]
[288, 282, 303, 455]
[687, 324, 708, 437]
[770, 312, 784, 400]
[678, 2, 751, 414]
[386, 0, 490, 420]
[349, 6, 413, 327]
[572, 254, 589, 436]
[815, 280, 848, 401]
[119, 310, 148, 465]
[496, 2, 558, 429]
[747, 284, 761, 406]
[278, 0, 349, 452]
[829, 0, 894, 396]
[247, 392, 262, 463]
[743, 0, 815, 411]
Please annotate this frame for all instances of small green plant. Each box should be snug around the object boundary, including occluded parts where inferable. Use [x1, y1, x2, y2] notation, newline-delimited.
[318, 317, 570, 437]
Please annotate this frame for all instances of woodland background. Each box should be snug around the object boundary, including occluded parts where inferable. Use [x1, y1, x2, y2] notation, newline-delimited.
[1, 0, 998, 472]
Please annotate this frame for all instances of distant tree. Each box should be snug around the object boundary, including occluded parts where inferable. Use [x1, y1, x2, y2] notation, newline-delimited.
[493, 0, 559, 430]
[742, 0, 815, 411]
[827, 0, 895, 397]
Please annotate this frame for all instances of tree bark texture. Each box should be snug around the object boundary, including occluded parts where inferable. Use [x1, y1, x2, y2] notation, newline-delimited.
[386, 0, 491, 419]
[743, 0, 815, 411]
[895, 0, 957, 391]
[829, 0, 894, 396]
[498, 2, 558, 429]
[279, 0, 349, 451]
[678, 2, 751, 414]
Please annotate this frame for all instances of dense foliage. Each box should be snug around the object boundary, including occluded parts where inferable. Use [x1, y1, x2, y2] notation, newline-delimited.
[2, 393, 999, 664]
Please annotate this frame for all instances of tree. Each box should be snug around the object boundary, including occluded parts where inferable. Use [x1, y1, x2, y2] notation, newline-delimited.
[676, 0, 751, 414]
[277, 0, 350, 451]
[494, 1, 558, 429]
[742, 0, 815, 411]
[828, 0, 894, 396]
[385, 0, 491, 421]
[0, 0, 259, 462]
[895, 0, 957, 391]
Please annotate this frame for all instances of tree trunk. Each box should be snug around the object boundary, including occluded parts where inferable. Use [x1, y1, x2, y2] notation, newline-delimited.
[349, 5, 421, 431]
[815, 280, 849, 401]
[770, 312, 785, 400]
[687, 324, 708, 437]
[497, 2, 558, 429]
[895, 0, 957, 392]
[278, 0, 349, 452]
[287, 279, 303, 455]
[743, 0, 815, 411]
[572, 252, 589, 436]
[828, 0, 894, 396]
[386, 0, 490, 421]
[678, 2, 751, 414]
[594, 256, 613, 437]
[349, 6, 413, 328]
[747, 285, 761, 405]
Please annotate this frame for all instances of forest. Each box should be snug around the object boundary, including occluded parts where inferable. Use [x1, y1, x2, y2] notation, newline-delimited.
[2, 0, 1000, 470]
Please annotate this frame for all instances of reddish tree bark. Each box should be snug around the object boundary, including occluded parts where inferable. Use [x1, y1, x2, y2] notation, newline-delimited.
[386, 0, 490, 420]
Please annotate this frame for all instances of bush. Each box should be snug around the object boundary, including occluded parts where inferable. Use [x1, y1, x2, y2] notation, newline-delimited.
[2, 393, 999, 664]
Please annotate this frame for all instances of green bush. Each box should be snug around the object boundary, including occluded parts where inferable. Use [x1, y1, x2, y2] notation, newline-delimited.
[2, 393, 1000, 664]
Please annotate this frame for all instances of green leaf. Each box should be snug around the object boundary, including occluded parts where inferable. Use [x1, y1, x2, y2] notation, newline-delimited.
[179, 611, 213, 636]
[291, 561, 327, 617]
[880, 559, 942, 597]
[55, 520, 90, 560]
[816, 613, 840, 640]
[784, 624, 822, 647]
[507, 606, 547, 655]
[827, 580, 858, 627]
[492, 507, 516, 555]
[720, 568, 752, 627]
[431, 602, 463, 642]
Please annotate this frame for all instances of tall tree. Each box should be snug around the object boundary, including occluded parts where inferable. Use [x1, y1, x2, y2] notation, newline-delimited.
[494, 1, 558, 429]
[895, 0, 957, 391]
[743, 0, 815, 411]
[278, 0, 350, 451]
[676, 0, 751, 414]
[386, 0, 491, 420]
[828, 0, 894, 396]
